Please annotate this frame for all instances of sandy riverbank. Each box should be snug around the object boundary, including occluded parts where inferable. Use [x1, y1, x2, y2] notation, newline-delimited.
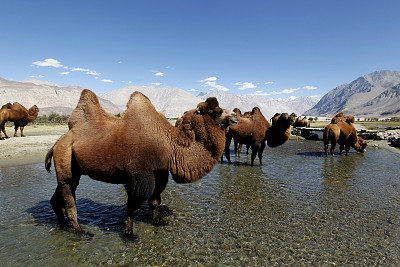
[1, 124, 399, 167]
[0, 125, 69, 167]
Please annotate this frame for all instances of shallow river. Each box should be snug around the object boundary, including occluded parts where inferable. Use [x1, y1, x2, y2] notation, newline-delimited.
[1, 140, 399, 266]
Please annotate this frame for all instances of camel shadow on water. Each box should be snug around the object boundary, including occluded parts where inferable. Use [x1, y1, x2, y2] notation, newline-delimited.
[26, 198, 173, 239]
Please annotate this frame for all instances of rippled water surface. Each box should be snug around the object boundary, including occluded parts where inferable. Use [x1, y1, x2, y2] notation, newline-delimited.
[1, 140, 399, 266]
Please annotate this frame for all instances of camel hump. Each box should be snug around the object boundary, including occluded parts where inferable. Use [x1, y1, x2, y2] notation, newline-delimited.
[126, 91, 151, 109]
[69, 89, 108, 128]
[11, 102, 28, 112]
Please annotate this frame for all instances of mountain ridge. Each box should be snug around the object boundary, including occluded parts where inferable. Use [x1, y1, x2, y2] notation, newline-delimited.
[305, 70, 400, 117]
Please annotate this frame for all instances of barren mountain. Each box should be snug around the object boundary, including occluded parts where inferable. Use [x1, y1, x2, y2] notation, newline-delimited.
[101, 86, 200, 118]
[198, 91, 318, 119]
[305, 70, 400, 117]
[0, 78, 122, 115]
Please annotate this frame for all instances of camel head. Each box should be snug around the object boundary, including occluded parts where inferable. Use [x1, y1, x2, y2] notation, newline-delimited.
[1, 103, 12, 110]
[345, 115, 355, 124]
[354, 136, 367, 153]
[196, 97, 239, 127]
[29, 105, 40, 114]
[279, 113, 296, 126]
[233, 108, 242, 117]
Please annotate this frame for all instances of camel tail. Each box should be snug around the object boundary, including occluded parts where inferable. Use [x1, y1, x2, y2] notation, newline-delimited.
[45, 145, 54, 172]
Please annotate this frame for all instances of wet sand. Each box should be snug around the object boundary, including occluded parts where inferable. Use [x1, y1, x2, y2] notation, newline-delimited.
[0, 125, 68, 167]
[1, 124, 399, 167]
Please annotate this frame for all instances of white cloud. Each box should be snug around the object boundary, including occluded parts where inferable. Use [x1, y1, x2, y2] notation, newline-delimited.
[235, 82, 257, 90]
[152, 82, 162, 86]
[86, 70, 100, 76]
[59, 72, 70, 75]
[188, 88, 198, 92]
[200, 76, 217, 82]
[32, 58, 63, 68]
[71, 67, 90, 72]
[265, 81, 274, 85]
[101, 79, 113, 83]
[282, 88, 300, 94]
[154, 72, 164, 77]
[303, 86, 317, 90]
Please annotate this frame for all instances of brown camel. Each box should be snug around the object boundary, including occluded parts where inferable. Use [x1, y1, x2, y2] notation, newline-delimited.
[265, 112, 295, 147]
[45, 89, 238, 237]
[231, 108, 251, 156]
[323, 113, 367, 156]
[224, 108, 295, 166]
[0, 102, 40, 139]
[323, 123, 341, 156]
[293, 116, 310, 128]
[270, 113, 281, 126]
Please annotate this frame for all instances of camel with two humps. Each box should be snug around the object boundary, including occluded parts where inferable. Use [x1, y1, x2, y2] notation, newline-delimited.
[293, 116, 310, 128]
[323, 112, 367, 156]
[224, 108, 295, 166]
[0, 102, 40, 139]
[232, 108, 252, 156]
[45, 89, 238, 237]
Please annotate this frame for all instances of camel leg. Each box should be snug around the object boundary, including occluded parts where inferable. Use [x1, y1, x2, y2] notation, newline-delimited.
[224, 138, 232, 164]
[258, 141, 266, 165]
[234, 141, 239, 157]
[345, 144, 350, 156]
[50, 133, 83, 233]
[323, 140, 329, 157]
[237, 143, 242, 158]
[20, 126, 25, 137]
[339, 143, 344, 155]
[1, 122, 10, 139]
[330, 139, 336, 156]
[148, 170, 169, 225]
[14, 124, 19, 137]
[51, 177, 83, 233]
[250, 143, 260, 166]
[124, 173, 155, 237]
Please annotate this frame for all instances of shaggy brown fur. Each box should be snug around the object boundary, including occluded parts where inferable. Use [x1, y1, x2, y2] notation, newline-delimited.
[224, 109, 295, 166]
[45, 89, 238, 237]
[265, 113, 295, 147]
[224, 107, 269, 166]
[0, 102, 39, 139]
[271, 113, 281, 126]
[230, 108, 251, 156]
[323, 113, 367, 156]
[323, 123, 341, 156]
[293, 116, 310, 128]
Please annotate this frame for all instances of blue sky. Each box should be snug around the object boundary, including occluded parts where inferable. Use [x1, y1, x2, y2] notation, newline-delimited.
[1, 1, 399, 99]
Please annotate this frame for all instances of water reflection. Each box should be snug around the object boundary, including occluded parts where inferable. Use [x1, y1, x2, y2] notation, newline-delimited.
[1, 142, 399, 266]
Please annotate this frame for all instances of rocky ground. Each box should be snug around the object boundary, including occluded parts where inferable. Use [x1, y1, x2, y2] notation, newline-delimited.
[0, 124, 399, 167]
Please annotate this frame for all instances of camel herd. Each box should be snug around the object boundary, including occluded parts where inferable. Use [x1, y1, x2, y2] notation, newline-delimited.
[0, 102, 40, 139]
[2, 90, 368, 237]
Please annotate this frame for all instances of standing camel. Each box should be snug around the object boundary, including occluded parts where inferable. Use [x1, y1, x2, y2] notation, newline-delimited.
[45, 89, 238, 237]
[224, 108, 295, 166]
[0, 102, 40, 139]
[323, 113, 367, 156]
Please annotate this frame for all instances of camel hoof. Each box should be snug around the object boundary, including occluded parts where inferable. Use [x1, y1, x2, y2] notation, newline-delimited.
[123, 229, 138, 239]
